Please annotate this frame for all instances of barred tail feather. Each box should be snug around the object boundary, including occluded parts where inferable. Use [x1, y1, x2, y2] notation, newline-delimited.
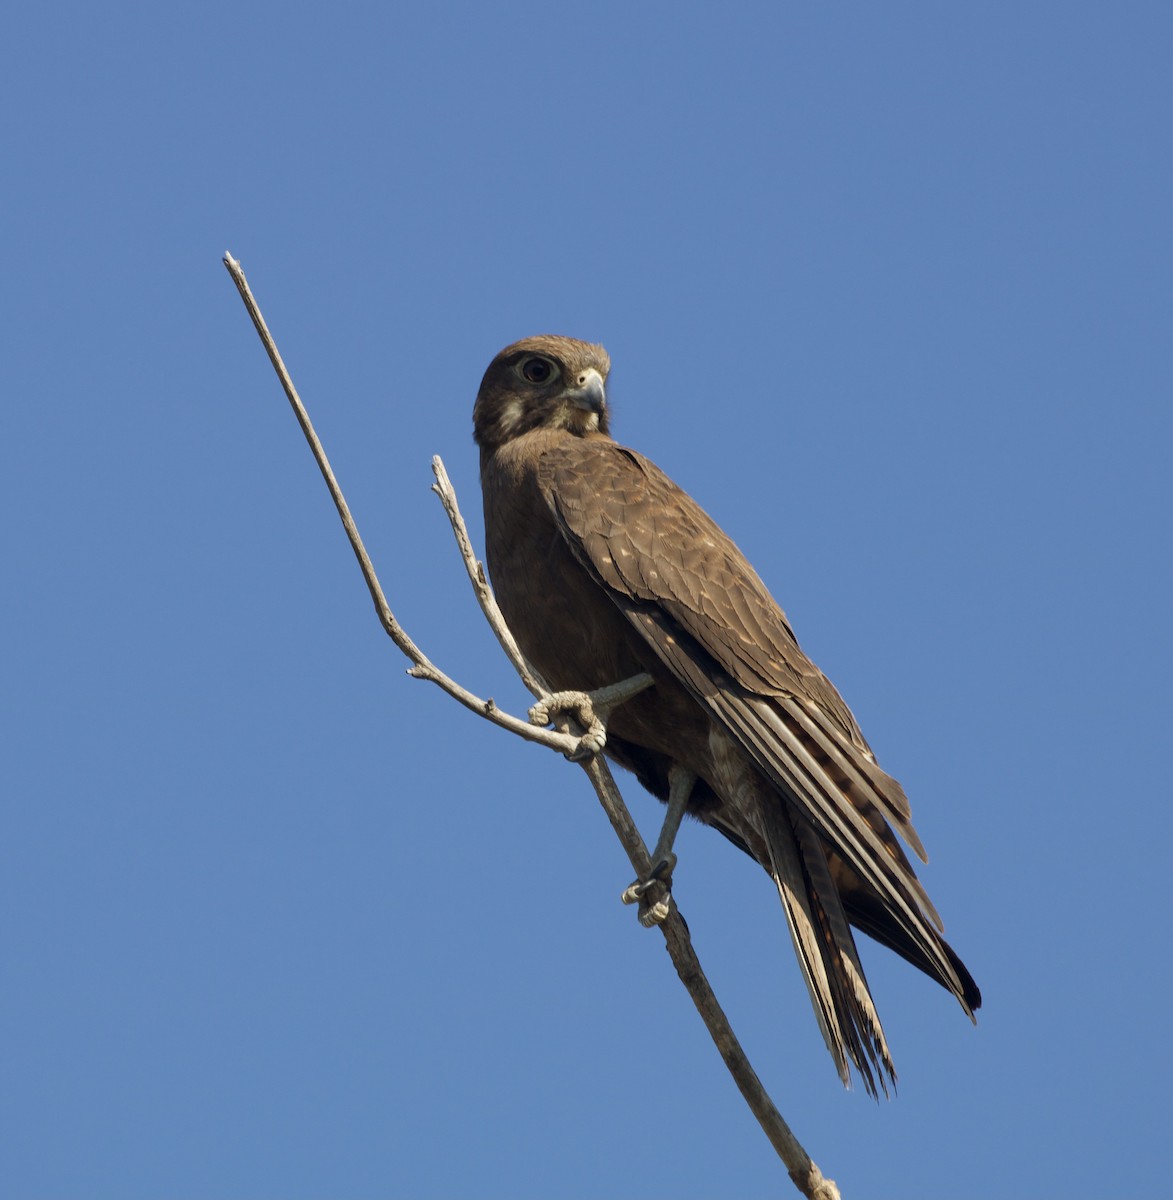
[760, 796, 896, 1098]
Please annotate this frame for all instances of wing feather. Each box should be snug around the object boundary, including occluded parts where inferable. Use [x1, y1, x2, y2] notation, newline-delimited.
[539, 439, 976, 1019]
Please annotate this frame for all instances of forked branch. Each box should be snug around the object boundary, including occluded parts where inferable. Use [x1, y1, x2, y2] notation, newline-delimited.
[223, 251, 841, 1200]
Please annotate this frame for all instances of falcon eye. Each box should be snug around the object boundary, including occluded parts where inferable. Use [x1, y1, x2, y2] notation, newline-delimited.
[519, 356, 556, 385]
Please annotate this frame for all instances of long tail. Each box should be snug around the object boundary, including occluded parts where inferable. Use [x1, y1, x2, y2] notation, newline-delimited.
[760, 796, 896, 1097]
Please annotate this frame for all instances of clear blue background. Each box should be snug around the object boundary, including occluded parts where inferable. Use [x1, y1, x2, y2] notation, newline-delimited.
[3, 4, 1169, 1197]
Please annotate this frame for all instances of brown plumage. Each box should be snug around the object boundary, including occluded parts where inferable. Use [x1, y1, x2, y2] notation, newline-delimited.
[473, 334, 980, 1096]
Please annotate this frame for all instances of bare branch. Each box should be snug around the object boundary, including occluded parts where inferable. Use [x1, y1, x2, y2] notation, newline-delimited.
[431, 455, 551, 697]
[222, 253, 580, 758]
[223, 251, 841, 1200]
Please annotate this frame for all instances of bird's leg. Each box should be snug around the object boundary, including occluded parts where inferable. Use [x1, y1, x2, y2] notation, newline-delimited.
[621, 763, 696, 927]
[527, 672, 654, 760]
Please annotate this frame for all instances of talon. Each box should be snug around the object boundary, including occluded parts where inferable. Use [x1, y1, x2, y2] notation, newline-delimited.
[650, 853, 677, 881]
[528, 690, 606, 759]
[640, 892, 671, 926]
[566, 731, 605, 761]
[527, 676, 654, 761]
[620, 855, 677, 925]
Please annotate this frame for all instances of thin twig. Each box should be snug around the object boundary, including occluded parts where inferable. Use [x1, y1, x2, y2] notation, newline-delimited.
[223, 251, 841, 1200]
[431, 456, 550, 697]
[222, 252, 579, 758]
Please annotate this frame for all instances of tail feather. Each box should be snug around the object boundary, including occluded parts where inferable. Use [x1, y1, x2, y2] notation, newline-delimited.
[759, 795, 896, 1097]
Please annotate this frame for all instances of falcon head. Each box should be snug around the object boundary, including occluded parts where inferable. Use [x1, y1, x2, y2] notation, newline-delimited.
[473, 335, 611, 452]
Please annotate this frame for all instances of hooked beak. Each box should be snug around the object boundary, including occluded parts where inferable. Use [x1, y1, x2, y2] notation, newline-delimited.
[566, 367, 606, 415]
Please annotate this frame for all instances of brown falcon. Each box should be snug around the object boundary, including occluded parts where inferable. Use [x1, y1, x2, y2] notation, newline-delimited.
[473, 334, 979, 1095]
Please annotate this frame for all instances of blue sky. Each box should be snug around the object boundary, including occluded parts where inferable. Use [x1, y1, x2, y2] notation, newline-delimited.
[3, 4, 1170, 1197]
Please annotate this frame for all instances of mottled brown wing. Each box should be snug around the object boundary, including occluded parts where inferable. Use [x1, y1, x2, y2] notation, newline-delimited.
[537, 438, 974, 1009]
[540, 444, 861, 728]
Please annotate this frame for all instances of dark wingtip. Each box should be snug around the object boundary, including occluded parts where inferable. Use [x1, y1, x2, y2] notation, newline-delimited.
[946, 942, 982, 1015]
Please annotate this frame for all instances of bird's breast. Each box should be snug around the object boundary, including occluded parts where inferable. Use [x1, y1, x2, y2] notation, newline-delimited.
[482, 468, 644, 692]
[480, 442, 720, 793]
